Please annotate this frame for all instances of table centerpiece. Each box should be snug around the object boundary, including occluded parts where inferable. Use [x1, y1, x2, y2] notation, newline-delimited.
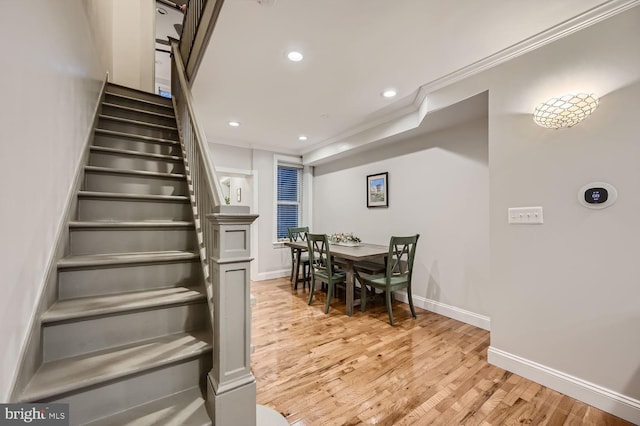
[328, 233, 361, 247]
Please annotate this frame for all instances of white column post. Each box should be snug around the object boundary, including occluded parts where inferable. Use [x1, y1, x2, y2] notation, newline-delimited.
[206, 204, 259, 425]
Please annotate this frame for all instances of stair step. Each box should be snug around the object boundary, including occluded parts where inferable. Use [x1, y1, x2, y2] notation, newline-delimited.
[69, 221, 197, 255]
[21, 331, 212, 402]
[85, 165, 185, 180]
[58, 258, 202, 300]
[84, 166, 188, 196]
[38, 356, 211, 425]
[106, 83, 173, 106]
[95, 128, 179, 145]
[89, 145, 184, 174]
[78, 191, 189, 202]
[99, 114, 177, 131]
[102, 102, 175, 120]
[42, 288, 207, 361]
[69, 220, 194, 229]
[101, 103, 176, 128]
[58, 250, 200, 270]
[76, 191, 193, 222]
[93, 129, 181, 156]
[42, 286, 205, 324]
[104, 91, 174, 112]
[99, 116, 178, 140]
[85, 386, 210, 426]
[90, 146, 182, 162]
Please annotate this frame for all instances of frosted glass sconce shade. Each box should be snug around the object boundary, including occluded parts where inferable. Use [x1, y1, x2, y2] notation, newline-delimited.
[533, 93, 599, 129]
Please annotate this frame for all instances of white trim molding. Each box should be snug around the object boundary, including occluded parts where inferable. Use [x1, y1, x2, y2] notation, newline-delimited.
[393, 292, 491, 331]
[488, 347, 640, 425]
[255, 269, 290, 282]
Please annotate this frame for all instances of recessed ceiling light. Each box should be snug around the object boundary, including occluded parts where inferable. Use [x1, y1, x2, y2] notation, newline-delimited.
[298, 135, 308, 141]
[228, 121, 240, 127]
[156, 7, 167, 15]
[287, 51, 304, 62]
[382, 89, 397, 98]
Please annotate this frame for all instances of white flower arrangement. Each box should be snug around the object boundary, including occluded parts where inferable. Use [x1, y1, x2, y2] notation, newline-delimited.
[328, 233, 361, 246]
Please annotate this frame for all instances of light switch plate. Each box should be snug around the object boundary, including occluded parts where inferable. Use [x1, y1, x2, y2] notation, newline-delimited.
[508, 206, 544, 224]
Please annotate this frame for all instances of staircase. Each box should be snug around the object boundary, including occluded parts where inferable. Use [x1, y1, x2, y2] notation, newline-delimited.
[18, 83, 213, 425]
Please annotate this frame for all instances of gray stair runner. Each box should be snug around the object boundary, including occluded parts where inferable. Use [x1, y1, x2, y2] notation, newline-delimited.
[19, 83, 212, 425]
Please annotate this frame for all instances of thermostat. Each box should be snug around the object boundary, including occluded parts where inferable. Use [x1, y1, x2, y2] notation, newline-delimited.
[578, 182, 617, 209]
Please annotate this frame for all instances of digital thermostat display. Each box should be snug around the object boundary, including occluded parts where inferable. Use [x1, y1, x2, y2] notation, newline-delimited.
[578, 182, 617, 209]
[584, 188, 608, 204]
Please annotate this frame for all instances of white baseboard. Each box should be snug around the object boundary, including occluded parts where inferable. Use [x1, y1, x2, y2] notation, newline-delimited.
[254, 269, 289, 282]
[488, 346, 640, 425]
[393, 292, 491, 330]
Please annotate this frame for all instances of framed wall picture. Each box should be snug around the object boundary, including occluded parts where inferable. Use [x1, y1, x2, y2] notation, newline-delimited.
[367, 172, 388, 208]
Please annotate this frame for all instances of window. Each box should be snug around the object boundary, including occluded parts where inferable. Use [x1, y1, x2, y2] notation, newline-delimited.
[276, 163, 303, 240]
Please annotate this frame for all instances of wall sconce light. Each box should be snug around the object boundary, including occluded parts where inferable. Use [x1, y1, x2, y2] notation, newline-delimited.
[533, 93, 599, 129]
[237, 188, 242, 203]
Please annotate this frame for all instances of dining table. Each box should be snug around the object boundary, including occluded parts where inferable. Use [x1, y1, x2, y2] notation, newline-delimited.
[284, 240, 388, 316]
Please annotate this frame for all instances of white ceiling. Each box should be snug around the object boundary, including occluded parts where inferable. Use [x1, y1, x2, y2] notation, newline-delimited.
[191, 0, 614, 159]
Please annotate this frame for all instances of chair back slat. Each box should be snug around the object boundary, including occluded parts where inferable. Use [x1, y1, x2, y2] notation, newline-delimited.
[288, 226, 309, 242]
[307, 233, 335, 276]
[386, 235, 420, 283]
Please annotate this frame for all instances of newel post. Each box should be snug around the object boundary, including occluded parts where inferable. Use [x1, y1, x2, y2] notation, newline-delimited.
[206, 205, 259, 425]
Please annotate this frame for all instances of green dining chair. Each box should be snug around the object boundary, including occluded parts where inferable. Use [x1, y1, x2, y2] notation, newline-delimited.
[288, 226, 310, 289]
[355, 235, 420, 325]
[306, 233, 346, 313]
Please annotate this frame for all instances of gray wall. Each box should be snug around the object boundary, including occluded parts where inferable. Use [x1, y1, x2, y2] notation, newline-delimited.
[419, 6, 640, 419]
[0, 1, 104, 401]
[486, 7, 640, 405]
[313, 118, 490, 320]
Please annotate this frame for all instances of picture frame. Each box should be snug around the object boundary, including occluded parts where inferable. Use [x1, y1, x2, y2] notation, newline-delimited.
[366, 172, 388, 208]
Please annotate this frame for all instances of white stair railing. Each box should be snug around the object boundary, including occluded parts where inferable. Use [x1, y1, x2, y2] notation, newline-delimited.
[171, 39, 259, 426]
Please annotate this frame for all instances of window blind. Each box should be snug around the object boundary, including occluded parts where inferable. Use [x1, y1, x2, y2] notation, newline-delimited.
[277, 165, 302, 239]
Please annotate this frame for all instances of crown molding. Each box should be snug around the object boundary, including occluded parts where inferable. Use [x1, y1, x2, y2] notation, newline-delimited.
[415, 0, 640, 98]
[300, 102, 419, 156]
[302, 0, 639, 164]
[208, 137, 300, 156]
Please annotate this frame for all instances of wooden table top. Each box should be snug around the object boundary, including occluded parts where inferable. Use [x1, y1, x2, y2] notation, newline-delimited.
[285, 240, 388, 262]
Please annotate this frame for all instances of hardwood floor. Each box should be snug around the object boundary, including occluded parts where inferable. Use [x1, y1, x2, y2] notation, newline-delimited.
[251, 278, 632, 426]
